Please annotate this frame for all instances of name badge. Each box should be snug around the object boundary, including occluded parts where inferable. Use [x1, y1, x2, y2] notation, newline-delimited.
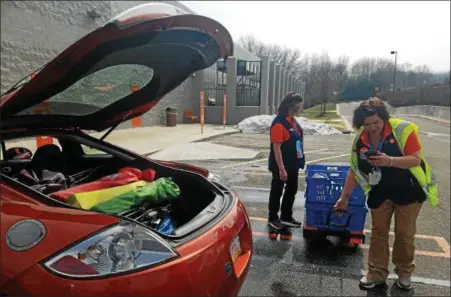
[296, 140, 303, 159]
[368, 168, 382, 186]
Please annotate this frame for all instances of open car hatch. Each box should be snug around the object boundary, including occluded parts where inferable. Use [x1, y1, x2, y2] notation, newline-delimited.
[0, 3, 233, 132]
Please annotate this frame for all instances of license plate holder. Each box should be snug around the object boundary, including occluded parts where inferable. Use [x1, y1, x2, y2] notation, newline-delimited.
[229, 235, 241, 264]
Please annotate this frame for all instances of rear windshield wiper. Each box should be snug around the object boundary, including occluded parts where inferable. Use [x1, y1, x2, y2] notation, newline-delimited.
[1, 63, 48, 97]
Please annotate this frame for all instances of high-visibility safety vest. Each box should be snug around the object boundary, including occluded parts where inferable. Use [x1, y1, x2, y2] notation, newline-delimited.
[350, 117, 439, 207]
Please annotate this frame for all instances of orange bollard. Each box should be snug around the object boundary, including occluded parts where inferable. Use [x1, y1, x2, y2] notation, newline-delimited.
[130, 85, 143, 128]
[200, 91, 205, 133]
[31, 72, 54, 148]
[35, 104, 54, 148]
[36, 136, 54, 147]
[223, 92, 227, 129]
[131, 117, 142, 127]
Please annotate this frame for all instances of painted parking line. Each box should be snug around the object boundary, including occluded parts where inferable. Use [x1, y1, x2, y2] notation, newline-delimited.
[207, 151, 349, 172]
[211, 171, 306, 177]
[424, 134, 451, 143]
[217, 149, 330, 169]
[233, 185, 272, 191]
[211, 152, 350, 175]
[249, 217, 451, 259]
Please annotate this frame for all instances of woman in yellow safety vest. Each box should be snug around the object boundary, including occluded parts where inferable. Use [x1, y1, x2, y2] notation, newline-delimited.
[334, 97, 438, 291]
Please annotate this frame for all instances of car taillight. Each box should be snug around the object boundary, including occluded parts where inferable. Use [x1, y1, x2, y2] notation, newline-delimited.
[49, 256, 99, 276]
[42, 221, 178, 278]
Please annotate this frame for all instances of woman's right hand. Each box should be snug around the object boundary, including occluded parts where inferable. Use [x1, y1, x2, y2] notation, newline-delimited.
[279, 167, 288, 182]
[334, 197, 348, 210]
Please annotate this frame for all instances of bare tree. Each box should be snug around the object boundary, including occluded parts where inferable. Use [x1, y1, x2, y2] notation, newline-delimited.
[238, 34, 302, 75]
[333, 55, 350, 93]
[414, 65, 433, 86]
[238, 35, 267, 57]
[318, 52, 334, 114]
[238, 34, 444, 106]
[349, 57, 378, 81]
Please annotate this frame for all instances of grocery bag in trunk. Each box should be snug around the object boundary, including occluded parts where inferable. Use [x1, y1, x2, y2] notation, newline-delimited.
[156, 216, 176, 235]
[90, 178, 180, 215]
[67, 180, 148, 210]
[51, 167, 156, 202]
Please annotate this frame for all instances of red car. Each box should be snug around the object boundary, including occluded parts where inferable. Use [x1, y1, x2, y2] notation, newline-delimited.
[0, 3, 252, 296]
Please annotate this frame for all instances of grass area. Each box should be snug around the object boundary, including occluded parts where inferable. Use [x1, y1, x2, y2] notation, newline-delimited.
[303, 103, 336, 113]
[324, 121, 347, 131]
[298, 103, 349, 132]
[302, 111, 342, 121]
[303, 113, 347, 132]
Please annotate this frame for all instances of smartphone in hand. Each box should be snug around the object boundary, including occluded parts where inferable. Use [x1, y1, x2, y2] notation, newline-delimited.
[364, 151, 378, 160]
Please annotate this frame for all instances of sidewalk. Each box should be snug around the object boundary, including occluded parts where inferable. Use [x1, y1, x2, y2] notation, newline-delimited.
[91, 124, 241, 155]
[335, 104, 353, 133]
[8, 124, 241, 156]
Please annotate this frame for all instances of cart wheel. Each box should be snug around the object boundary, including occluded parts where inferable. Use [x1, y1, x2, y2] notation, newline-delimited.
[347, 238, 361, 251]
[303, 228, 324, 242]
[348, 242, 359, 248]
[302, 228, 314, 239]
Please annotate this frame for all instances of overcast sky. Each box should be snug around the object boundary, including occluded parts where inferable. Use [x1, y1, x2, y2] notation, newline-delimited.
[181, 1, 450, 72]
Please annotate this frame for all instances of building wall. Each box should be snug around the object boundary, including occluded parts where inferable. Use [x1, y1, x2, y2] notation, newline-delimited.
[1, 1, 294, 129]
[0, 0, 199, 129]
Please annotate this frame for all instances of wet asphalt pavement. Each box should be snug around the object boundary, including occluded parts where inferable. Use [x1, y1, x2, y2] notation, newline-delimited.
[181, 114, 450, 296]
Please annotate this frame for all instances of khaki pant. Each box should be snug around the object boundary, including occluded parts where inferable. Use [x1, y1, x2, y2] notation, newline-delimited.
[367, 200, 423, 281]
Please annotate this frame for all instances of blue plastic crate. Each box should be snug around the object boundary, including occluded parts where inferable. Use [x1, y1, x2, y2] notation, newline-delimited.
[305, 164, 366, 206]
[304, 202, 368, 233]
[306, 162, 350, 177]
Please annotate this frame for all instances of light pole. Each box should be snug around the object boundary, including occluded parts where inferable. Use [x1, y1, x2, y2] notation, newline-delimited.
[390, 51, 397, 91]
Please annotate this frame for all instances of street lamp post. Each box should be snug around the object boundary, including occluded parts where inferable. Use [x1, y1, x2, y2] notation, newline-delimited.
[390, 51, 397, 91]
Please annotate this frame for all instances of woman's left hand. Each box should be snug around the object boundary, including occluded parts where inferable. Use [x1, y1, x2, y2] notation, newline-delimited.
[368, 152, 392, 167]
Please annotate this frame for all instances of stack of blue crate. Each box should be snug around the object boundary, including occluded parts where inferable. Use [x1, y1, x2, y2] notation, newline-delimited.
[303, 162, 368, 237]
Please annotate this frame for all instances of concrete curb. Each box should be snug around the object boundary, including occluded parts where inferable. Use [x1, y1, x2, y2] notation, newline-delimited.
[191, 130, 242, 143]
[336, 104, 354, 134]
[144, 130, 242, 156]
[401, 114, 451, 126]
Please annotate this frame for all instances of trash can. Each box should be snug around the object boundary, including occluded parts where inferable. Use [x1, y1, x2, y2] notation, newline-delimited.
[166, 107, 177, 127]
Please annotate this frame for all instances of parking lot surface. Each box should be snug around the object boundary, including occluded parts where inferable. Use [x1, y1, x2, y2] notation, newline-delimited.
[182, 117, 451, 296]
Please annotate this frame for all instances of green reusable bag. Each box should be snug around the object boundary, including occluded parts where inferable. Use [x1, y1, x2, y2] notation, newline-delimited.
[90, 177, 180, 215]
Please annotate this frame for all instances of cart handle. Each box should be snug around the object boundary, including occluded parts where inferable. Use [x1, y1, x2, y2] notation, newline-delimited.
[326, 208, 353, 231]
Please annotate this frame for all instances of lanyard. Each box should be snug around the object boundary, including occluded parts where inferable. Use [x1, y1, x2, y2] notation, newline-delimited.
[290, 119, 301, 138]
[368, 125, 385, 152]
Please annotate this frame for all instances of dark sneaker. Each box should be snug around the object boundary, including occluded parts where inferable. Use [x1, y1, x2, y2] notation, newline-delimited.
[268, 219, 284, 230]
[396, 278, 412, 291]
[280, 217, 302, 227]
[359, 276, 386, 289]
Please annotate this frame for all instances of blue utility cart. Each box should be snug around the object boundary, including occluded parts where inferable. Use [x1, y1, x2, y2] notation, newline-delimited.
[302, 162, 368, 249]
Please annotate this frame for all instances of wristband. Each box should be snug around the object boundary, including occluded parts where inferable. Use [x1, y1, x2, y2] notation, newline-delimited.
[388, 157, 393, 167]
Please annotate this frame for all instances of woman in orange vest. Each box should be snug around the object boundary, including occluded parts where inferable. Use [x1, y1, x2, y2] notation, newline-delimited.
[267, 93, 305, 229]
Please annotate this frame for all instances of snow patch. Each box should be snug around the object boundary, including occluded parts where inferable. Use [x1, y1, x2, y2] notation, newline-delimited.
[235, 115, 343, 135]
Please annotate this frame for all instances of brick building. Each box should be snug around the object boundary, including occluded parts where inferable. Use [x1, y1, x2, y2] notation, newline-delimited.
[0, 1, 260, 128]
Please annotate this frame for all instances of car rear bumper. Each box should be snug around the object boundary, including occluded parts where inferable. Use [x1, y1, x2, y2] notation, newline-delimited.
[1, 192, 253, 297]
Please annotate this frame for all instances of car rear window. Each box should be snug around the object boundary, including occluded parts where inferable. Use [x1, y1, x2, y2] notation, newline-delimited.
[17, 64, 154, 116]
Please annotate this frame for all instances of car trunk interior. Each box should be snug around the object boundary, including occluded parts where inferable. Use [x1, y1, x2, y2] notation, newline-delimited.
[0, 132, 227, 239]
[73, 158, 221, 231]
